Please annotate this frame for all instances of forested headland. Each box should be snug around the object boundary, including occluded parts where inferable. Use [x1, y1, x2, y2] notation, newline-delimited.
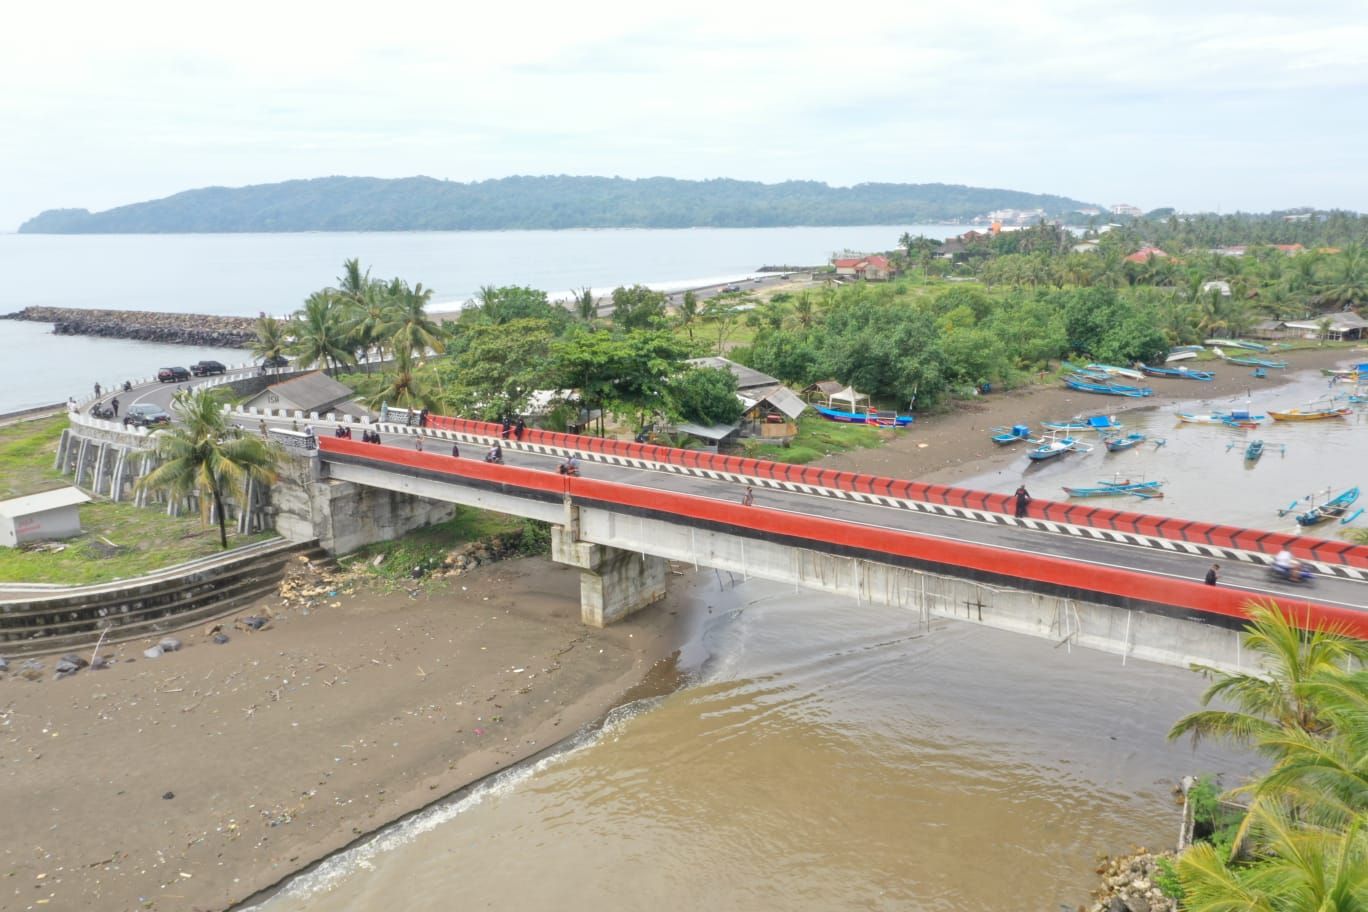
[17, 175, 1094, 234]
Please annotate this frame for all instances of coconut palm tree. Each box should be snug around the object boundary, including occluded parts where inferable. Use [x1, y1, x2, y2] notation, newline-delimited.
[1168, 601, 1368, 751]
[343, 282, 393, 372]
[363, 341, 437, 412]
[291, 291, 356, 374]
[137, 387, 278, 548]
[573, 287, 598, 324]
[250, 314, 290, 368]
[675, 290, 699, 340]
[384, 282, 445, 363]
[1178, 802, 1368, 912]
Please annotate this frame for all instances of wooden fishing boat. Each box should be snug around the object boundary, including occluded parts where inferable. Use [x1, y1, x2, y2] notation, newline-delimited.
[1042, 415, 1120, 433]
[1027, 435, 1090, 461]
[1104, 432, 1146, 452]
[1063, 478, 1164, 498]
[1268, 406, 1352, 421]
[1140, 364, 1214, 381]
[990, 425, 1034, 445]
[815, 405, 914, 427]
[1176, 410, 1266, 427]
[1085, 363, 1145, 381]
[1165, 350, 1199, 363]
[1294, 487, 1360, 527]
[1212, 347, 1288, 369]
[1063, 375, 1153, 397]
[1244, 439, 1264, 462]
[1205, 338, 1268, 351]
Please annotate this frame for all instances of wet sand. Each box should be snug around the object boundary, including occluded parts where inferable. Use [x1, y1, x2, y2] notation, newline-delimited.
[819, 347, 1361, 484]
[0, 560, 704, 912]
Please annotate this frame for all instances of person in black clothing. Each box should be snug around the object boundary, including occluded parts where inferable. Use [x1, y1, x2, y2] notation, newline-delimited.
[514, 417, 526, 441]
[501, 415, 512, 439]
[451, 442, 460, 458]
[418, 408, 429, 428]
[93, 382, 101, 397]
[1014, 485, 1031, 518]
[1205, 563, 1219, 586]
[485, 442, 504, 464]
[110, 396, 119, 417]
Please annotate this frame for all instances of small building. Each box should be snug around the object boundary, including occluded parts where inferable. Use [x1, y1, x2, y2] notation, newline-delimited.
[0, 487, 91, 547]
[1281, 312, 1368, 341]
[831, 254, 893, 281]
[1071, 241, 1100, 254]
[1124, 246, 1169, 264]
[1201, 280, 1232, 297]
[1109, 203, 1144, 218]
[242, 371, 367, 419]
[684, 357, 807, 440]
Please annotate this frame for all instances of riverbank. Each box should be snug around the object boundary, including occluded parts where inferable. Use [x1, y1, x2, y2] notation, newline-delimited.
[0, 557, 706, 911]
[3, 307, 254, 348]
[819, 346, 1361, 484]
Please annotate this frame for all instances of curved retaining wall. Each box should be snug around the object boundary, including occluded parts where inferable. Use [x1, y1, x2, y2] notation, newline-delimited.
[319, 436, 1368, 639]
[422, 415, 1368, 571]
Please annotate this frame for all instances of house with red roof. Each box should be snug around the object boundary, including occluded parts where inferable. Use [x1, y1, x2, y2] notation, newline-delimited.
[831, 254, 893, 281]
[1123, 246, 1169, 264]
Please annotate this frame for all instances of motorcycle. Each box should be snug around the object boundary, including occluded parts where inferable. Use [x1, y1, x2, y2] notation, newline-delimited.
[1269, 563, 1314, 585]
[90, 403, 115, 420]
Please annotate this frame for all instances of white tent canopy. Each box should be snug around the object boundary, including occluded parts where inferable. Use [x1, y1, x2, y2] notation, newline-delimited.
[828, 386, 870, 411]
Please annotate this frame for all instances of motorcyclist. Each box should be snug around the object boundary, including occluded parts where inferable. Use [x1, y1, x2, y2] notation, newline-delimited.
[485, 442, 504, 464]
[1273, 547, 1293, 576]
[558, 454, 581, 476]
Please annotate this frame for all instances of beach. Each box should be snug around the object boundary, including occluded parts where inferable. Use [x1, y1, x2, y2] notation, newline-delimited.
[1, 560, 704, 911]
[1, 344, 1359, 911]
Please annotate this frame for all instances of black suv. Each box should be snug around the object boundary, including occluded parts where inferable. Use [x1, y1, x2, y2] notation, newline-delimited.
[190, 360, 227, 376]
[261, 355, 290, 369]
[157, 366, 191, 382]
[123, 404, 172, 428]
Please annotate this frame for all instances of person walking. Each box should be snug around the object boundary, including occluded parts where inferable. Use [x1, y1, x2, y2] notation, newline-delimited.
[259, 419, 269, 438]
[501, 415, 512, 439]
[93, 382, 101, 397]
[742, 486, 755, 507]
[450, 441, 460, 458]
[1014, 485, 1032, 518]
[414, 435, 424, 453]
[1204, 563, 1219, 586]
[110, 396, 119, 417]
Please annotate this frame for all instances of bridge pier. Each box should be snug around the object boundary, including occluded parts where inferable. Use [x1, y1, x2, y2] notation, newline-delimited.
[551, 525, 667, 627]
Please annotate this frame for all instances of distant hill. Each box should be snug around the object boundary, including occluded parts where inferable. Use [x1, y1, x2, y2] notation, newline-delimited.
[18, 175, 1098, 234]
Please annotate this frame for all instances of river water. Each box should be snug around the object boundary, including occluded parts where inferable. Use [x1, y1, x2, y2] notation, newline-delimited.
[0, 225, 966, 412]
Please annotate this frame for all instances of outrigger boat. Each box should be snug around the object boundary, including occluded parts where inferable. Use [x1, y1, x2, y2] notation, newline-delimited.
[1063, 477, 1164, 498]
[1165, 350, 1199, 363]
[1027, 435, 1092, 461]
[1176, 409, 1266, 428]
[1103, 432, 1147, 452]
[1212, 347, 1288, 369]
[1268, 404, 1352, 421]
[1042, 415, 1121, 433]
[1205, 338, 1269, 352]
[990, 424, 1035, 445]
[1085, 363, 1146, 381]
[1226, 438, 1282, 462]
[1064, 375, 1154, 397]
[1139, 364, 1214, 381]
[1286, 487, 1361, 527]
[815, 405, 914, 427]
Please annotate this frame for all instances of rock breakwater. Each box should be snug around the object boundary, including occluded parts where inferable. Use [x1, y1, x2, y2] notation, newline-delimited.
[3, 306, 254, 347]
[1085, 851, 1179, 912]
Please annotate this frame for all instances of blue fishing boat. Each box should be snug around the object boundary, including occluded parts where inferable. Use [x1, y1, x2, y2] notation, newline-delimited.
[1140, 364, 1215, 381]
[1064, 375, 1154, 397]
[990, 425, 1034, 445]
[1027, 435, 1090, 461]
[1176, 409, 1266, 428]
[1104, 432, 1147, 452]
[1213, 347, 1288, 369]
[815, 405, 914, 427]
[1294, 487, 1360, 527]
[1063, 478, 1164, 498]
[1245, 439, 1264, 462]
[1252, 367, 1267, 379]
[1042, 414, 1121, 433]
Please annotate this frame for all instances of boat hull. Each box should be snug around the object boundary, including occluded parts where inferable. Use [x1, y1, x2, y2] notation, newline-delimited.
[816, 406, 914, 426]
[1269, 408, 1352, 421]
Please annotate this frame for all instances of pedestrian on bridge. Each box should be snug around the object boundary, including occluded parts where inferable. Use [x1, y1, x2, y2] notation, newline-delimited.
[110, 396, 119, 417]
[93, 382, 101, 397]
[1014, 485, 1031, 518]
[501, 415, 512, 439]
[414, 435, 424, 453]
[1205, 563, 1219, 586]
[742, 486, 755, 507]
[514, 417, 526, 441]
[451, 441, 460, 458]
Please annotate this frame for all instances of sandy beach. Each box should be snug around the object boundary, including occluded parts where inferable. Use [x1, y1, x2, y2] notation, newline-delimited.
[1, 344, 1359, 911]
[1, 560, 705, 911]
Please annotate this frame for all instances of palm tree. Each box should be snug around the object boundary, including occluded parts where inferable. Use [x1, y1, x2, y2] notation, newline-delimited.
[573, 287, 598, 324]
[384, 283, 445, 363]
[250, 315, 289, 367]
[291, 292, 356, 374]
[137, 387, 278, 548]
[343, 283, 393, 372]
[675, 290, 699, 340]
[1169, 602, 1368, 750]
[1317, 246, 1368, 311]
[1178, 802, 1367, 912]
[363, 341, 437, 412]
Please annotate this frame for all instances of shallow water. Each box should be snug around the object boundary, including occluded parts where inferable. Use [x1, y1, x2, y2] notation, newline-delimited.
[252, 583, 1252, 912]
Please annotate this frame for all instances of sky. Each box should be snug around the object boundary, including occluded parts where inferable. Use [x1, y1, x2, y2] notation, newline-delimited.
[3, 0, 1367, 231]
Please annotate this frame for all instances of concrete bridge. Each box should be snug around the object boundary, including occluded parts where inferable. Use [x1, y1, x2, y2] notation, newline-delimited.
[297, 413, 1367, 671]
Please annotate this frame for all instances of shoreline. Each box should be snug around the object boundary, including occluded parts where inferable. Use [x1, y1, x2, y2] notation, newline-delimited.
[0, 558, 713, 912]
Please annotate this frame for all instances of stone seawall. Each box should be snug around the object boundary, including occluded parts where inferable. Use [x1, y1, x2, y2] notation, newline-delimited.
[3, 306, 254, 347]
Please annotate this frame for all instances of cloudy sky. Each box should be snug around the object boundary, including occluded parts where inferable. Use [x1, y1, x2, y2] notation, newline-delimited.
[4, 0, 1367, 230]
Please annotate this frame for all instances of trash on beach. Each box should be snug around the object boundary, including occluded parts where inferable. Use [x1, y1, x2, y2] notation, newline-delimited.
[212, 633, 230, 645]
[237, 616, 269, 632]
[159, 637, 182, 653]
[54, 655, 86, 679]
[143, 646, 164, 659]
[917, 443, 928, 448]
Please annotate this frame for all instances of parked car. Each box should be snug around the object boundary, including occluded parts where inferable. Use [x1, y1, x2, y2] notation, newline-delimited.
[190, 360, 227, 376]
[123, 403, 171, 428]
[157, 366, 191, 382]
[261, 355, 290, 369]
[721, 284, 742, 293]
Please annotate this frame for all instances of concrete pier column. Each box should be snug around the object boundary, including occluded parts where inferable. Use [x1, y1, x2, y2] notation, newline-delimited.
[551, 524, 667, 627]
[54, 429, 71, 472]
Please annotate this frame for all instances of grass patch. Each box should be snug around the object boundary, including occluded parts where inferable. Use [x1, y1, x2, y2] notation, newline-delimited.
[742, 414, 891, 464]
[0, 415, 274, 585]
[339, 509, 538, 584]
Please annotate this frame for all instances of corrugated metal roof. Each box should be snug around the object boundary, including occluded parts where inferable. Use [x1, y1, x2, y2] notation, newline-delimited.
[673, 421, 741, 442]
[685, 356, 779, 392]
[256, 371, 355, 412]
[752, 385, 808, 420]
[0, 487, 91, 518]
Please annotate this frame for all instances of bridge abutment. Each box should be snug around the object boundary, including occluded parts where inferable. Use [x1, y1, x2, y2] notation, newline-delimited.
[551, 525, 668, 627]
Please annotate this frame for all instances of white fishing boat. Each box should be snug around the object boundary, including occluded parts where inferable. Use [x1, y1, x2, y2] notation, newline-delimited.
[1085, 363, 1145, 381]
[1165, 350, 1198, 363]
